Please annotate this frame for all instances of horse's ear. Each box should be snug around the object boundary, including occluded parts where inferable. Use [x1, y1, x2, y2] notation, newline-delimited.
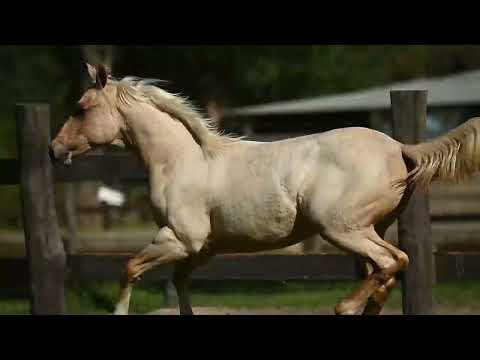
[86, 63, 97, 81]
[95, 64, 108, 89]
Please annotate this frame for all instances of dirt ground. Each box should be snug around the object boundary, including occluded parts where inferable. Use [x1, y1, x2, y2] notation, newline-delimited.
[147, 306, 480, 315]
[147, 306, 403, 315]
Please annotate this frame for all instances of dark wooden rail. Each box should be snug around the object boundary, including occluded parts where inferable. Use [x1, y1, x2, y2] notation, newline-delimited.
[1, 253, 480, 289]
[0, 155, 147, 185]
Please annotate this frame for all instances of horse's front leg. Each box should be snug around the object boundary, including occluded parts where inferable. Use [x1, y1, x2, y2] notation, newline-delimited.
[173, 248, 214, 315]
[113, 227, 190, 315]
[172, 262, 194, 315]
[113, 274, 134, 315]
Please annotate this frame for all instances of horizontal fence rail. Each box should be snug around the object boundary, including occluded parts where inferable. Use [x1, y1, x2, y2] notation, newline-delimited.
[0, 154, 148, 185]
[0, 253, 479, 288]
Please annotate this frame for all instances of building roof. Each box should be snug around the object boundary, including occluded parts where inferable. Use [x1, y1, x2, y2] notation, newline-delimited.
[226, 69, 480, 117]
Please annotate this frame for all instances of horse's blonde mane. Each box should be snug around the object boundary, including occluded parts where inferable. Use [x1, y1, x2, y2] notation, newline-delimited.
[111, 76, 241, 158]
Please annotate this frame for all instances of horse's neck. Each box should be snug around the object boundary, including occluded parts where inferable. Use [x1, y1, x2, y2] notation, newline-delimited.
[122, 104, 209, 217]
[123, 104, 205, 171]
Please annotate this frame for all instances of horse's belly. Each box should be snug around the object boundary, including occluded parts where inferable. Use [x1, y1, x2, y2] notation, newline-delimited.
[210, 191, 298, 250]
[212, 234, 304, 254]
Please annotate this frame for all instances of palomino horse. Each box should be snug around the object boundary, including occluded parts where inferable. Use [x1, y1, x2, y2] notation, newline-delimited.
[49, 63, 480, 315]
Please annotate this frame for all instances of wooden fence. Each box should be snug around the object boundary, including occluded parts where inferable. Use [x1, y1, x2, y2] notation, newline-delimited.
[0, 91, 472, 314]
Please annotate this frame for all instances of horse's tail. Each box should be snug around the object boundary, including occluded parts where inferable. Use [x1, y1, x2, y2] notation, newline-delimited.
[401, 117, 480, 189]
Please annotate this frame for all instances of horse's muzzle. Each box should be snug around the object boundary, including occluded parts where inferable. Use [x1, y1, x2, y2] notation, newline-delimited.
[48, 143, 73, 167]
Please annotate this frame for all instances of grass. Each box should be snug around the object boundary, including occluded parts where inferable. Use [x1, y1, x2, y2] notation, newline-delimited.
[2, 280, 480, 315]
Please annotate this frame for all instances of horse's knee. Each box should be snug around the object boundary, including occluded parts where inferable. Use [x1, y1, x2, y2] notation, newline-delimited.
[155, 226, 207, 257]
[152, 227, 177, 245]
[126, 258, 143, 282]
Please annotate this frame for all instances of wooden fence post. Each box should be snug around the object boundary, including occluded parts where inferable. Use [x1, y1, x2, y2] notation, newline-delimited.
[390, 90, 435, 315]
[16, 103, 66, 315]
[63, 183, 78, 254]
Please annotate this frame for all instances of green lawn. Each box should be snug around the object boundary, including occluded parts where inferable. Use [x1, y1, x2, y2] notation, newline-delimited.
[2, 280, 480, 315]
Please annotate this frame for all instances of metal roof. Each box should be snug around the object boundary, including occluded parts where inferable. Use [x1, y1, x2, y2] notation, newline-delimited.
[226, 69, 480, 117]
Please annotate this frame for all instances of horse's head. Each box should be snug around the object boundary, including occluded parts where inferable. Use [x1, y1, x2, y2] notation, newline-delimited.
[49, 63, 124, 166]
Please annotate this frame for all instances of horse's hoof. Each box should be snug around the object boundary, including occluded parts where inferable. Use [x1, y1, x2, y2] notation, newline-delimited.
[335, 300, 362, 315]
[113, 308, 129, 315]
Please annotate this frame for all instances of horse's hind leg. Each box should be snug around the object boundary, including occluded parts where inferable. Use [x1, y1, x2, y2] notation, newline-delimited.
[322, 227, 408, 315]
[360, 183, 417, 314]
[359, 256, 397, 315]
[362, 275, 397, 315]
[113, 227, 189, 315]
[361, 218, 399, 315]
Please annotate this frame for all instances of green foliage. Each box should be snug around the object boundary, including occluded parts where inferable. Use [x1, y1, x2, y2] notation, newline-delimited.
[0, 46, 70, 158]
[112, 45, 455, 108]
